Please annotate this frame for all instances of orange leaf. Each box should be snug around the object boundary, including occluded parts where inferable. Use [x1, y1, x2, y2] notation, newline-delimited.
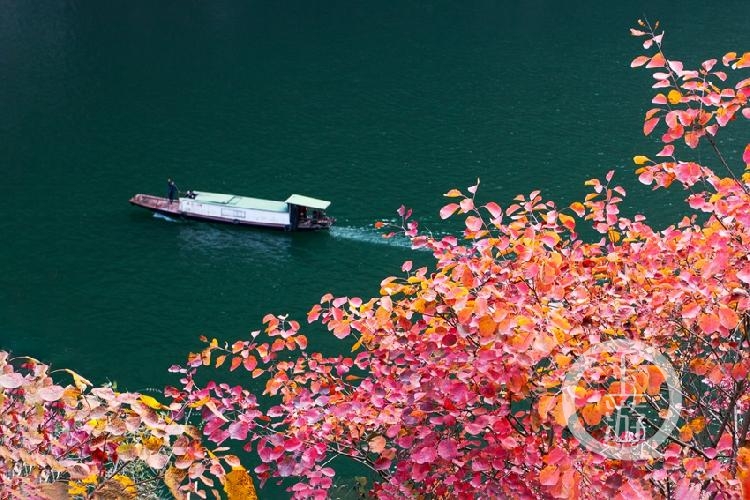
[539, 464, 560, 486]
[718, 306, 739, 330]
[646, 365, 666, 395]
[215, 355, 226, 368]
[478, 316, 497, 338]
[569, 202, 585, 216]
[581, 403, 602, 426]
[223, 467, 257, 500]
[667, 89, 682, 104]
[368, 435, 387, 454]
[538, 394, 556, 420]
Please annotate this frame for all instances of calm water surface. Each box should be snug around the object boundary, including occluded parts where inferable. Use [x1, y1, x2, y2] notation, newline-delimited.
[2, 0, 749, 495]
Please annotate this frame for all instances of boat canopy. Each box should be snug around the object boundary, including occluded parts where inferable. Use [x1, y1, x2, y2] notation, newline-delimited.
[285, 194, 331, 210]
[189, 192, 288, 213]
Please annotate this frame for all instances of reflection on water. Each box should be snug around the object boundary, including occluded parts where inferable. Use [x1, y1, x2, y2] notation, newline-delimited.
[177, 224, 294, 264]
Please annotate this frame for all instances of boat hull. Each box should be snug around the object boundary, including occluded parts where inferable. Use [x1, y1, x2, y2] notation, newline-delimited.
[129, 194, 333, 231]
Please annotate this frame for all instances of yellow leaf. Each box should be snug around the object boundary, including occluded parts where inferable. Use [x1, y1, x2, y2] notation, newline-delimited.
[164, 466, 188, 500]
[224, 467, 258, 500]
[633, 155, 651, 165]
[81, 473, 98, 485]
[667, 89, 682, 104]
[143, 435, 163, 452]
[689, 417, 706, 434]
[112, 474, 137, 496]
[68, 481, 88, 496]
[62, 368, 93, 391]
[139, 394, 167, 410]
[607, 229, 621, 243]
[351, 338, 363, 352]
[188, 396, 211, 408]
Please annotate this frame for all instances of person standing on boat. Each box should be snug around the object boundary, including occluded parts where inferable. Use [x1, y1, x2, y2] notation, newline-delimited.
[167, 178, 179, 204]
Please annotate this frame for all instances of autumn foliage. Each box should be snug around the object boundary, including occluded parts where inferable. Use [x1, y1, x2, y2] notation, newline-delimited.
[4, 19, 750, 499]
[0, 350, 259, 498]
[169, 20, 750, 499]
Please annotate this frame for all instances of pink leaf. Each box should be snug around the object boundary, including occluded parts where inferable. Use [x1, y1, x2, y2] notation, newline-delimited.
[459, 198, 474, 212]
[656, 144, 674, 157]
[668, 60, 684, 76]
[484, 202, 502, 219]
[630, 56, 650, 68]
[146, 453, 170, 470]
[643, 117, 660, 136]
[702, 59, 717, 72]
[440, 203, 459, 220]
[465, 216, 483, 232]
[717, 433, 733, 452]
[0, 373, 23, 389]
[743, 144, 750, 164]
[412, 446, 437, 464]
[38, 385, 65, 402]
[437, 439, 458, 460]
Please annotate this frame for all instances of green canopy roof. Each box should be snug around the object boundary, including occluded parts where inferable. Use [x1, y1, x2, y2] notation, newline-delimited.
[190, 192, 289, 212]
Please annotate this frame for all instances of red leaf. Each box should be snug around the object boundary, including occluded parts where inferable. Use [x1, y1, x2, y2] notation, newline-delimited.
[243, 356, 257, 372]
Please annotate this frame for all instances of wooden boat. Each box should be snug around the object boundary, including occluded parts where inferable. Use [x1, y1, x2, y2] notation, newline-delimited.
[129, 191, 334, 231]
